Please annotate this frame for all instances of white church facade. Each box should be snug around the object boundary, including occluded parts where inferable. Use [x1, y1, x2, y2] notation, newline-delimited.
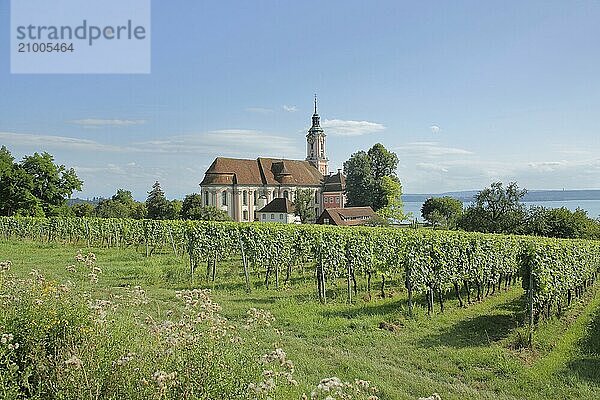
[199, 98, 346, 222]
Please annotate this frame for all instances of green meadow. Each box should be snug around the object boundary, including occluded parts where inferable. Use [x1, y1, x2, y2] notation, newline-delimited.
[1, 239, 599, 399]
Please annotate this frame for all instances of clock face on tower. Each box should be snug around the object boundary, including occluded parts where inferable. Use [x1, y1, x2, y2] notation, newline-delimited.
[307, 136, 315, 144]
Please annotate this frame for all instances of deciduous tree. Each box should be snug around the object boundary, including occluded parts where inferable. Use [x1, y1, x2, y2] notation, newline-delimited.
[376, 176, 406, 222]
[20, 152, 83, 215]
[0, 147, 80, 217]
[421, 196, 463, 229]
[294, 189, 315, 223]
[460, 182, 527, 233]
[344, 143, 404, 219]
[180, 194, 231, 221]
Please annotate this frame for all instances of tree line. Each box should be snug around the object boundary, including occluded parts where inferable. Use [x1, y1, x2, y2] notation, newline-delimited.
[0, 146, 230, 221]
[76, 183, 232, 221]
[421, 181, 600, 240]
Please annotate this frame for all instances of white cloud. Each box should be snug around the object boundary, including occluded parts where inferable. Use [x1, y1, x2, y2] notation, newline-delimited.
[135, 129, 303, 159]
[527, 161, 567, 172]
[0, 131, 126, 152]
[430, 125, 441, 134]
[0, 128, 304, 159]
[283, 105, 298, 112]
[69, 119, 146, 127]
[416, 162, 448, 173]
[321, 119, 386, 136]
[395, 142, 473, 157]
[245, 107, 273, 114]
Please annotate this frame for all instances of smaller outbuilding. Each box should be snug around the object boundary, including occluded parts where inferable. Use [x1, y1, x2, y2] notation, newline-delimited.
[257, 198, 299, 224]
[316, 206, 376, 226]
[322, 169, 347, 209]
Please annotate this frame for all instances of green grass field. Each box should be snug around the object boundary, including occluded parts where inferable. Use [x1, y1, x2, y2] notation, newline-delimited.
[1, 239, 599, 399]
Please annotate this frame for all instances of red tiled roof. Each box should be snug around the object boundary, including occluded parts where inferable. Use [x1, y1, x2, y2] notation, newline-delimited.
[200, 157, 322, 186]
[317, 207, 376, 226]
[258, 158, 323, 185]
[257, 198, 296, 213]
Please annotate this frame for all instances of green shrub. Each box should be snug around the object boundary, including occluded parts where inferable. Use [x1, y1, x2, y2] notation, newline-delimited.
[0, 270, 289, 399]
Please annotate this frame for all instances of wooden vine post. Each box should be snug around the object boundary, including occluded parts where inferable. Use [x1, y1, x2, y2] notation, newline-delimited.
[238, 235, 251, 293]
[528, 265, 534, 347]
[406, 263, 413, 317]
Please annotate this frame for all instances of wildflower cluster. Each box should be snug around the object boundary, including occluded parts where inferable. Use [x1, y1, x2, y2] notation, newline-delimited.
[0, 261, 11, 288]
[152, 370, 178, 395]
[25, 270, 71, 307]
[418, 394, 441, 400]
[0, 260, 11, 272]
[248, 347, 298, 397]
[243, 307, 276, 330]
[88, 299, 116, 324]
[1, 332, 20, 351]
[29, 269, 45, 285]
[72, 250, 101, 283]
[148, 289, 239, 352]
[113, 352, 136, 367]
[176, 289, 236, 339]
[305, 377, 379, 400]
[130, 285, 148, 306]
[64, 354, 83, 369]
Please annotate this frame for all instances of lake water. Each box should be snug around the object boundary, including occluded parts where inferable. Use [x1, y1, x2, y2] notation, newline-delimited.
[403, 199, 600, 222]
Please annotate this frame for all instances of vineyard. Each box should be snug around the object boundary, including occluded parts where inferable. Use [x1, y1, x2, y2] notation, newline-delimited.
[2, 216, 599, 342]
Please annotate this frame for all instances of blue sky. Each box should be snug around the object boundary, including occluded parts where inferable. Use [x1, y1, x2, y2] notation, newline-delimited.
[1, 1, 600, 200]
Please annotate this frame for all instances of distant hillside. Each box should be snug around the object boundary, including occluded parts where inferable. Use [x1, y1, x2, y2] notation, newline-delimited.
[403, 189, 600, 203]
[67, 197, 103, 206]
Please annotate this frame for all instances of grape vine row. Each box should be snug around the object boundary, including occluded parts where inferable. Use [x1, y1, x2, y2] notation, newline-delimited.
[1, 216, 598, 340]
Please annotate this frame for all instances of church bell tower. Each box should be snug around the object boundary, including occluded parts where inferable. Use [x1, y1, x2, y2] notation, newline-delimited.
[306, 95, 329, 175]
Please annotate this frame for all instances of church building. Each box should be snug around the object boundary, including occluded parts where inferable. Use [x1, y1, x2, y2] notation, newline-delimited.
[199, 97, 346, 222]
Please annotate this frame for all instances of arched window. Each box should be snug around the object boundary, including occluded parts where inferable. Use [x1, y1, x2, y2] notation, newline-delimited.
[204, 192, 209, 206]
[242, 190, 248, 206]
[314, 191, 319, 204]
[253, 191, 258, 206]
[221, 191, 227, 206]
[283, 190, 289, 199]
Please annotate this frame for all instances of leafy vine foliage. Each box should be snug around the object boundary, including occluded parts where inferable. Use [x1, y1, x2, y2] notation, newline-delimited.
[1, 216, 598, 338]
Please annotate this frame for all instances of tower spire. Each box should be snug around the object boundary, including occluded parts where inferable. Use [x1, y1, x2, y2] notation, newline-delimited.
[306, 95, 328, 175]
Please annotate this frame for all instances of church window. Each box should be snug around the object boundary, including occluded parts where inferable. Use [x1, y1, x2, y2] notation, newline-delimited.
[205, 192, 209, 206]
[221, 192, 227, 206]
[283, 190, 289, 199]
[314, 191, 319, 204]
[253, 191, 258, 206]
[243, 210, 248, 221]
[315, 207, 319, 216]
[262, 214, 266, 220]
[242, 190, 248, 206]
[271, 214, 274, 219]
